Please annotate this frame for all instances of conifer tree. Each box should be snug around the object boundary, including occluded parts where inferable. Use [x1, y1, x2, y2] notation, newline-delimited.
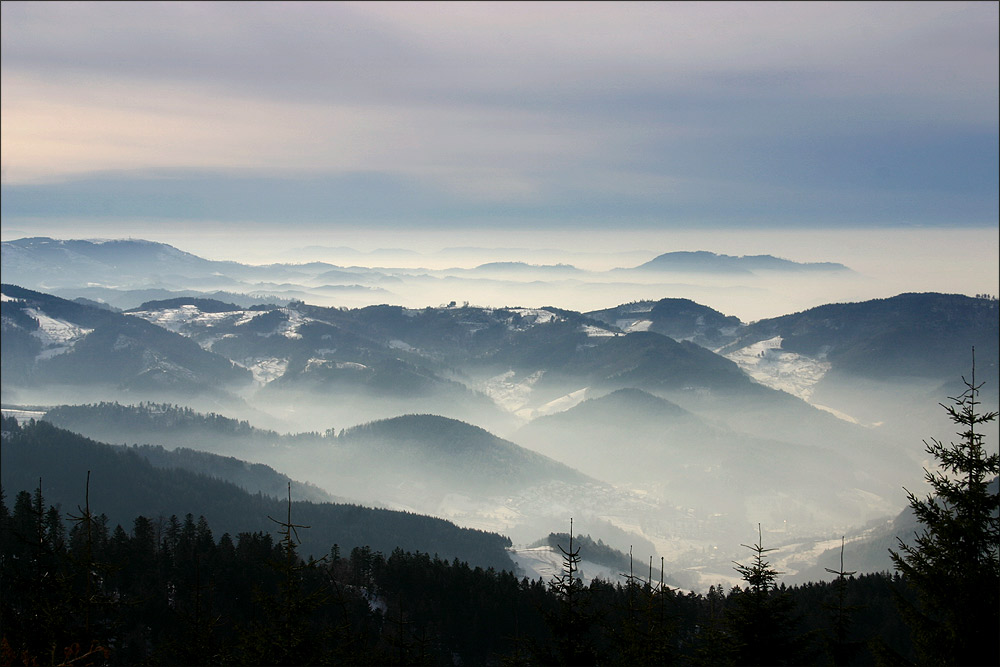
[889, 356, 999, 666]
[727, 524, 806, 666]
[614, 551, 676, 666]
[234, 483, 331, 666]
[545, 519, 599, 666]
[823, 537, 861, 665]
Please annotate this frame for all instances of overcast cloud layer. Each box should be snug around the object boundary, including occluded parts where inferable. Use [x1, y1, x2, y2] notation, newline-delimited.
[1, 1, 998, 230]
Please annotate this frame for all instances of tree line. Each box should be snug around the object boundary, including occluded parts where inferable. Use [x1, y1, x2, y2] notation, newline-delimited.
[0, 482, 915, 666]
[1, 370, 996, 665]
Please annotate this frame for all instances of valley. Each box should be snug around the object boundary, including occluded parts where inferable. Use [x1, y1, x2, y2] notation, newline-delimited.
[3, 237, 996, 593]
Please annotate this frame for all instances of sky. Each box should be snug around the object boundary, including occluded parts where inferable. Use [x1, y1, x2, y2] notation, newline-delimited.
[3, 1, 996, 570]
[1, 1, 998, 279]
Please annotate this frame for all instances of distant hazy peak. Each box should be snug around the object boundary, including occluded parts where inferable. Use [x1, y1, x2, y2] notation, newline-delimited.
[472, 261, 579, 271]
[630, 251, 850, 273]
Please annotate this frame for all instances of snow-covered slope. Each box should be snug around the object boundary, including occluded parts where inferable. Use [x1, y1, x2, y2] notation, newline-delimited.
[723, 335, 831, 402]
[508, 546, 626, 585]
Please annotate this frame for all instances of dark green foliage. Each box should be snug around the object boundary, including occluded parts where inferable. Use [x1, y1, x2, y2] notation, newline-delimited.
[0, 418, 515, 571]
[45, 401, 268, 441]
[544, 524, 601, 666]
[823, 538, 863, 665]
[12, 369, 989, 665]
[889, 363, 1000, 666]
[726, 525, 811, 666]
[1, 477, 924, 666]
[608, 553, 678, 667]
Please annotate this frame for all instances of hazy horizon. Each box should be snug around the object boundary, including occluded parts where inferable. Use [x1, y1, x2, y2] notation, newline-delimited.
[3, 225, 997, 322]
[4, 2, 997, 322]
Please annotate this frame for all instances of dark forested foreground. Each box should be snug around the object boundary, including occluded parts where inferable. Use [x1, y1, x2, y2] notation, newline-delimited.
[2, 375, 997, 666]
[0, 484, 915, 667]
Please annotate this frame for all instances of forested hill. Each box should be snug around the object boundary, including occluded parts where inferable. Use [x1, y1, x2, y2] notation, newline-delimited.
[42, 402, 330, 459]
[45, 401, 309, 438]
[721, 292, 999, 382]
[128, 444, 337, 504]
[0, 416, 513, 570]
[337, 414, 591, 490]
[45, 401, 261, 431]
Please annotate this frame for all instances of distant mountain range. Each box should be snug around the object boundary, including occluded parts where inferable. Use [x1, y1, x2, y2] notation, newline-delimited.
[626, 251, 851, 274]
[3, 236, 996, 586]
[1, 284, 251, 395]
[2, 237, 850, 282]
[5, 279, 992, 442]
[1, 237, 856, 315]
[33, 400, 653, 551]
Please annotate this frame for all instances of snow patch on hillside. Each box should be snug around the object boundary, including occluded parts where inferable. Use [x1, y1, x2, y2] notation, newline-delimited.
[623, 319, 653, 332]
[725, 336, 830, 402]
[477, 370, 544, 414]
[1, 408, 48, 424]
[528, 388, 590, 419]
[508, 308, 560, 326]
[236, 357, 289, 385]
[24, 308, 93, 359]
[508, 546, 627, 585]
[130, 305, 256, 332]
[476, 372, 591, 420]
[279, 309, 309, 338]
[812, 403, 863, 424]
[581, 324, 616, 337]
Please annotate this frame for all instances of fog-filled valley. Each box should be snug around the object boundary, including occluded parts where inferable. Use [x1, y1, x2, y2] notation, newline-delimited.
[3, 236, 997, 594]
[5, 2, 998, 661]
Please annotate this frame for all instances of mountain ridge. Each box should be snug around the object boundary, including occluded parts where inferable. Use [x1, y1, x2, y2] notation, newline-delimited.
[625, 251, 851, 274]
[0, 416, 515, 570]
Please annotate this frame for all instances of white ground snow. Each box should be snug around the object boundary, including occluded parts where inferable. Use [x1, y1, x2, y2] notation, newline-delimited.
[1, 408, 48, 424]
[811, 404, 863, 424]
[236, 357, 289, 385]
[724, 336, 831, 402]
[24, 308, 94, 360]
[130, 305, 257, 333]
[580, 324, 617, 337]
[527, 388, 591, 419]
[622, 319, 653, 332]
[279, 309, 309, 338]
[131, 304, 315, 341]
[508, 546, 629, 585]
[508, 308, 560, 325]
[476, 370, 544, 415]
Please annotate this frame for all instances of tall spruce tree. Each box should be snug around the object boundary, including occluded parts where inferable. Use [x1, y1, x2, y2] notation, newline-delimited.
[889, 356, 1000, 666]
[545, 519, 599, 666]
[727, 524, 807, 666]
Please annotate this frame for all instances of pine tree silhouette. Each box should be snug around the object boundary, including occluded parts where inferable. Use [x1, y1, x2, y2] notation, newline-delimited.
[890, 352, 999, 666]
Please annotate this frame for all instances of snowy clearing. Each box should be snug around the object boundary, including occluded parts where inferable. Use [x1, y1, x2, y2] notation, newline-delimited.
[508, 546, 628, 586]
[24, 308, 94, 359]
[724, 336, 831, 402]
[130, 305, 257, 333]
[235, 357, 289, 385]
